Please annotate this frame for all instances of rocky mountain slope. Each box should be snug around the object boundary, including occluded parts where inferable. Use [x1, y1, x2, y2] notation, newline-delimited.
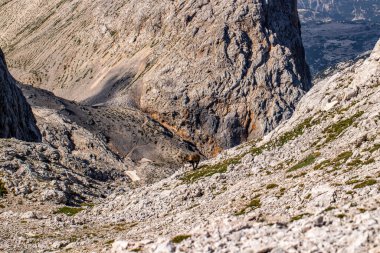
[20, 83, 198, 183]
[0, 0, 311, 155]
[298, 0, 380, 23]
[0, 47, 201, 224]
[0, 47, 41, 141]
[1, 39, 379, 253]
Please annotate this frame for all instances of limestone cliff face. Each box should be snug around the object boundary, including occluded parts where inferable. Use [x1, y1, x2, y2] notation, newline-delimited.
[0, 48, 41, 142]
[0, 0, 310, 155]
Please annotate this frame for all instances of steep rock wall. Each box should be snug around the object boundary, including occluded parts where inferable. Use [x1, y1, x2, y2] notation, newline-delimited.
[0, 48, 41, 141]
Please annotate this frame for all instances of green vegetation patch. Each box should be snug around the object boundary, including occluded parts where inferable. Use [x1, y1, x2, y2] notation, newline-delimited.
[181, 156, 241, 183]
[367, 144, 380, 153]
[105, 240, 115, 245]
[249, 145, 266, 156]
[353, 179, 377, 189]
[235, 198, 261, 216]
[314, 151, 353, 171]
[274, 117, 314, 147]
[293, 172, 307, 178]
[346, 179, 361, 185]
[347, 158, 375, 167]
[247, 117, 318, 156]
[266, 183, 279, 189]
[287, 153, 320, 173]
[323, 111, 364, 143]
[55, 206, 84, 216]
[171, 235, 191, 244]
[0, 180, 7, 198]
[324, 206, 336, 212]
[291, 213, 310, 222]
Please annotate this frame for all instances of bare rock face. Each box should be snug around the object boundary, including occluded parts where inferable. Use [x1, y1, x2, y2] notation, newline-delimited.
[0, 0, 310, 155]
[0, 48, 41, 142]
[134, 0, 311, 154]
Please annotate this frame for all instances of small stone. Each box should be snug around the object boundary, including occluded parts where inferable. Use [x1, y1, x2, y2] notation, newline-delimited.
[21, 211, 37, 220]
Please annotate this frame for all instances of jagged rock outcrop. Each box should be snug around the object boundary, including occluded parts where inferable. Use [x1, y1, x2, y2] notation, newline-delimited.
[298, 0, 380, 23]
[0, 48, 41, 142]
[0, 0, 311, 155]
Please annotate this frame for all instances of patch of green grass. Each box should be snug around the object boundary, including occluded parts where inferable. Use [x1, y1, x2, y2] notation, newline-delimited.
[346, 159, 363, 167]
[363, 158, 375, 165]
[274, 117, 314, 147]
[353, 179, 377, 189]
[235, 198, 261, 216]
[0, 180, 7, 198]
[336, 214, 346, 219]
[105, 239, 115, 245]
[131, 248, 142, 252]
[287, 153, 320, 173]
[324, 206, 336, 212]
[247, 117, 317, 155]
[55, 206, 84, 216]
[247, 199, 261, 209]
[365, 144, 380, 153]
[347, 158, 375, 167]
[323, 111, 364, 143]
[249, 146, 266, 156]
[293, 172, 307, 178]
[171, 235, 191, 244]
[181, 156, 242, 183]
[314, 151, 353, 171]
[335, 151, 353, 163]
[81, 203, 95, 208]
[291, 213, 310, 222]
[266, 183, 279, 189]
[346, 179, 361, 185]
